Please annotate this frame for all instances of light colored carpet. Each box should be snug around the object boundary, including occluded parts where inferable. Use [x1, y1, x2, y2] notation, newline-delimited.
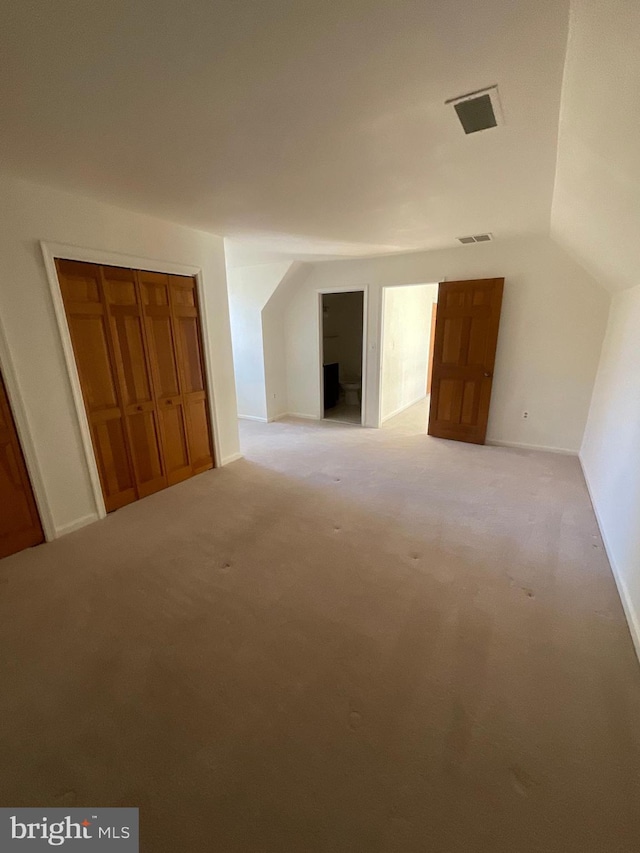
[1, 400, 639, 852]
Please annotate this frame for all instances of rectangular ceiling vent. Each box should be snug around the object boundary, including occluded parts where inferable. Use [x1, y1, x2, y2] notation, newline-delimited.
[446, 86, 503, 134]
[457, 233, 493, 245]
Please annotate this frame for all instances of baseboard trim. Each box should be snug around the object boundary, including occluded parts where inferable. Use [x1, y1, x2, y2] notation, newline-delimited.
[486, 439, 577, 456]
[579, 455, 640, 666]
[381, 394, 427, 424]
[237, 414, 268, 423]
[220, 452, 243, 466]
[55, 513, 99, 538]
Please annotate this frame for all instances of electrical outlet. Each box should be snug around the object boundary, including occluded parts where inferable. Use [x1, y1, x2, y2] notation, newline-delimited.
[522, 411, 529, 419]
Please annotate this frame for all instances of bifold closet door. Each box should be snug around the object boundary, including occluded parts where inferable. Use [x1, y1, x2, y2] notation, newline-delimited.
[138, 271, 193, 485]
[171, 275, 214, 474]
[57, 260, 214, 512]
[101, 265, 166, 499]
[56, 260, 137, 511]
[139, 272, 214, 481]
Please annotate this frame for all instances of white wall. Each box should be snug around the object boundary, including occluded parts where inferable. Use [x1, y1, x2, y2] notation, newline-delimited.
[0, 174, 239, 538]
[227, 260, 308, 422]
[284, 235, 608, 450]
[381, 284, 437, 422]
[262, 298, 289, 422]
[550, 0, 640, 661]
[226, 261, 291, 420]
[552, 0, 640, 295]
[581, 286, 640, 658]
[262, 263, 309, 422]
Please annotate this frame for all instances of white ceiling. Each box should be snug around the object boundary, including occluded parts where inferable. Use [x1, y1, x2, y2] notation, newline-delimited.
[1, 0, 569, 259]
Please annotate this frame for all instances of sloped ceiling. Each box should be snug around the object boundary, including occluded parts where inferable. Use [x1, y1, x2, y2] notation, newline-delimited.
[0, 0, 569, 258]
[552, 0, 640, 293]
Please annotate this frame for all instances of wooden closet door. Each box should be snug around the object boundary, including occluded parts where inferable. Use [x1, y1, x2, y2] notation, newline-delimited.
[56, 259, 136, 511]
[170, 275, 214, 474]
[101, 265, 166, 498]
[0, 373, 44, 559]
[138, 271, 192, 485]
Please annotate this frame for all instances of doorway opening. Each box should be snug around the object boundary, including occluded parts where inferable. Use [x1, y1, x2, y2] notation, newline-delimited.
[320, 290, 365, 425]
[379, 283, 438, 434]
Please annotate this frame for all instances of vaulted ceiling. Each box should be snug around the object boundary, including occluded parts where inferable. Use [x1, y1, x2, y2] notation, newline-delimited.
[1, 0, 569, 258]
[552, 0, 640, 293]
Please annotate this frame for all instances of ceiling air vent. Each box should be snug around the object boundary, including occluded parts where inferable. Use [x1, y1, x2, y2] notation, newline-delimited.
[457, 233, 493, 245]
[446, 86, 503, 134]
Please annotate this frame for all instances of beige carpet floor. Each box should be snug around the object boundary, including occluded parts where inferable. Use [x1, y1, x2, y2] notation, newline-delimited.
[1, 400, 639, 852]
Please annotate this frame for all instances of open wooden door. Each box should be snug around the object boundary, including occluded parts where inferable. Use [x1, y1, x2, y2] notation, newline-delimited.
[427, 278, 503, 445]
[0, 372, 44, 559]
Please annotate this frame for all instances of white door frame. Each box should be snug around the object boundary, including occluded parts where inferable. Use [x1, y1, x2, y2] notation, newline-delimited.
[40, 240, 224, 524]
[317, 285, 368, 425]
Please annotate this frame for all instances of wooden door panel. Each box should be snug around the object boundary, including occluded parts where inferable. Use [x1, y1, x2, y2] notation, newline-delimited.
[185, 397, 214, 473]
[461, 380, 480, 425]
[111, 312, 152, 405]
[57, 259, 138, 510]
[140, 271, 192, 483]
[169, 275, 197, 310]
[434, 376, 484, 425]
[124, 408, 165, 497]
[103, 276, 137, 306]
[58, 263, 101, 304]
[92, 415, 136, 510]
[0, 374, 44, 559]
[0, 393, 11, 432]
[170, 276, 197, 310]
[176, 316, 205, 393]
[159, 402, 191, 483]
[146, 316, 181, 398]
[428, 278, 504, 445]
[67, 314, 119, 410]
[127, 410, 164, 496]
[104, 266, 166, 498]
[468, 316, 489, 365]
[442, 316, 464, 364]
[0, 442, 40, 548]
[435, 378, 459, 423]
[170, 275, 215, 471]
[0, 468, 35, 536]
[140, 276, 170, 308]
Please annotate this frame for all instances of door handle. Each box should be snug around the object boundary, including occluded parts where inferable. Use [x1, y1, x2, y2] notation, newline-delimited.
[136, 405, 143, 412]
[166, 399, 173, 405]
[483, 371, 493, 378]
